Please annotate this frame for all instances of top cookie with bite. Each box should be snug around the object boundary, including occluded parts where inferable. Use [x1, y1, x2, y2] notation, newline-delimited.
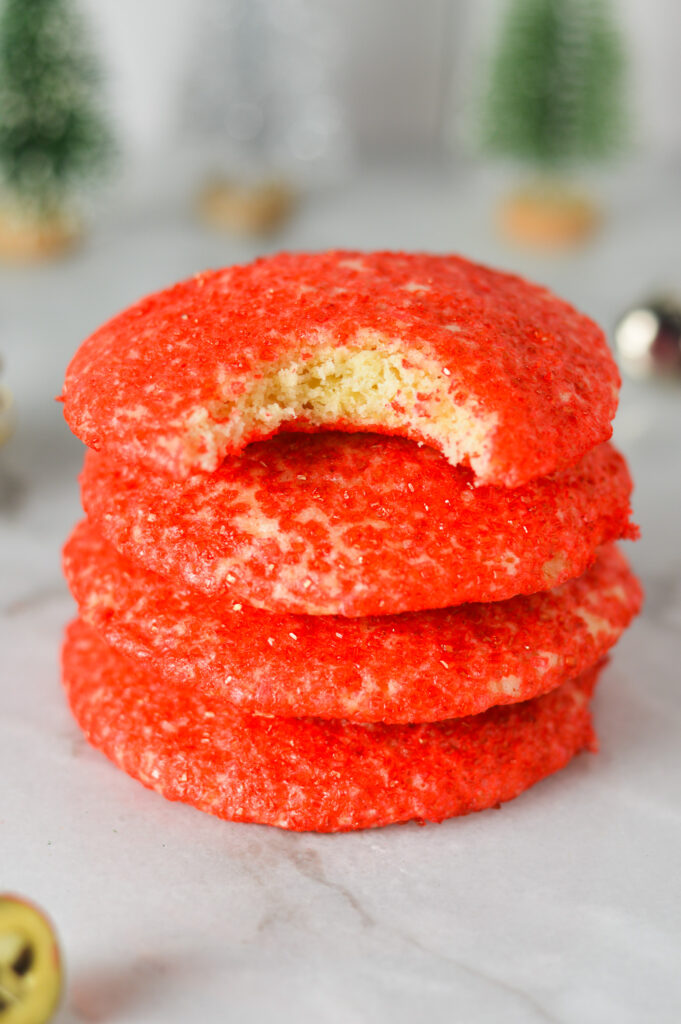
[61, 250, 619, 487]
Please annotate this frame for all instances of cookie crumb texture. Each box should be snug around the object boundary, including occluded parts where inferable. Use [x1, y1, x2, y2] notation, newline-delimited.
[81, 435, 636, 616]
[62, 620, 599, 833]
[64, 523, 641, 723]
[61, 251, 619, 487]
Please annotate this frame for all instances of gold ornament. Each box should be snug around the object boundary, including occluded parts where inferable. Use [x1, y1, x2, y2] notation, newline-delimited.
[0, 383, 13, 447]
[0, 896, 62, 1024]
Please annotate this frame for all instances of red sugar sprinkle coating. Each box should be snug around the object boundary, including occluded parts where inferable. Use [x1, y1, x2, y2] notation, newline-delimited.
[80, 434, 637, 617]
[61, 250, 619, 487]
[64, 521, 641, 723]
[62, 619, 600, 832]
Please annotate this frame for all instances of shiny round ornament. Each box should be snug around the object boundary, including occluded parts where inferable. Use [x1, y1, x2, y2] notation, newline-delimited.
[615, 298, 681, 379]
[0, 896, 62, 1024]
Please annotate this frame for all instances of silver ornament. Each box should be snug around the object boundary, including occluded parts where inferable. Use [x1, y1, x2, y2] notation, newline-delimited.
[615, 298, 681, 379]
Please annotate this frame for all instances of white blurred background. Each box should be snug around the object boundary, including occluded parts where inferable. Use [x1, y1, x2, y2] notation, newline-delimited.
[81, 0, 681, 200]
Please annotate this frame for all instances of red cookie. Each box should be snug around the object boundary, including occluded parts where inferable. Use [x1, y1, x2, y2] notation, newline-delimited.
[80, 434, 636, 617]
[61, 250, 618, 487]
[62, 620, 600, 832]
[64, 521, 641, 723]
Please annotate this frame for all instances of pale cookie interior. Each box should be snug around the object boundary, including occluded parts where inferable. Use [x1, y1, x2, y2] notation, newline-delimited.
[181, 337, 498, 476]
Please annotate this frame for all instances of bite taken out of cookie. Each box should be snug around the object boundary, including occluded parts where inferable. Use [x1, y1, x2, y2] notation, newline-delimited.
[61, 251, 619, 488]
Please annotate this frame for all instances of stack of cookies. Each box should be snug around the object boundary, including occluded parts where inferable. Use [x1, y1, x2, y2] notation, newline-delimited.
[60, 252, 641, 832]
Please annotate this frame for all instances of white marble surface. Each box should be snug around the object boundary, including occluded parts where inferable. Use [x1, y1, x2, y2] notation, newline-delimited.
[1, 166, 681, 1023]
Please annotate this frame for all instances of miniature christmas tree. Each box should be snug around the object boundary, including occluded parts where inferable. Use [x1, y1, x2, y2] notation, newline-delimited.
[0, 0, 112, 260]
[479, 0, 627, 245]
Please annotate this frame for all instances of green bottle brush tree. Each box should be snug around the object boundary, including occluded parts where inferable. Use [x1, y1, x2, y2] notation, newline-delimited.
[0, 0, 113, 261]
[478, 0, 627, 245]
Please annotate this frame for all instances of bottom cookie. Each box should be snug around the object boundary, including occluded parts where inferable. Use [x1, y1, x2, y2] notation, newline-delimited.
[62, 620, 600, 833]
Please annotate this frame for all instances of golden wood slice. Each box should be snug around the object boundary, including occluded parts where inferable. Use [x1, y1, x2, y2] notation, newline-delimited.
[0, 206, 80, 263]
[197, 178, 295, 236]
[499, 187, 599, 247]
